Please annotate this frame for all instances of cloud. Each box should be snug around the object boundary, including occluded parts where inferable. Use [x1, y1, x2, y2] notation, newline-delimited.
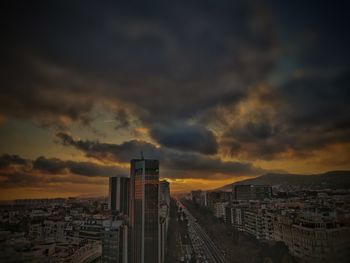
[0, 54, 96, 128]
[279, 71, 350, 128]
[220, 71, 350, 160]
[55, 132, 268, 179]
[150, 123, 218, 154]
[1, 0, 349, 174]
[32, 156, 125, 176]
[161, 151, 266, 178]
[0, 0, 276, 137]
[0, 154, 126, 188]
[0, 171, 43, 188]
[33, 156, 66, 174]
[65, 160, 124, 177]
[56, 131, 160, 162]
[0, 154, 29, 168]
[114, 109, 131, 130]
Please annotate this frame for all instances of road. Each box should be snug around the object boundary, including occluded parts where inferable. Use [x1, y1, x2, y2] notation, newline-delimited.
[178, 200, 226, 263]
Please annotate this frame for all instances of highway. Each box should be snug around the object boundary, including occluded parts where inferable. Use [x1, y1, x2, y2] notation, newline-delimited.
[178, 200, 226, 263]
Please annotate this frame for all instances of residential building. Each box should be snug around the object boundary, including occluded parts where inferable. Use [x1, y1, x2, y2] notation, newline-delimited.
[102, 219, 128, 263]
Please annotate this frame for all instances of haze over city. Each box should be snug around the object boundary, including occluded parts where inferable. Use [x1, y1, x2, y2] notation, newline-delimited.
[1, 0, 349, 200]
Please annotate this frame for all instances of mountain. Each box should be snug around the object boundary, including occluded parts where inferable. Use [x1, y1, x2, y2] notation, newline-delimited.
[217, 170, 350, 191]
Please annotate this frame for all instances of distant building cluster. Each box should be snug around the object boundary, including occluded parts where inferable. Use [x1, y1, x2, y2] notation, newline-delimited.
[0, 157, 170, 263]
[0, 197, 108, 262]
[189, 185, 350, 262]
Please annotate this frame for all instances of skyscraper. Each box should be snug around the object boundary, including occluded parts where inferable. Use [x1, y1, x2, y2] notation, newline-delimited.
[109, 176, 130, 216]
[104, 176, 130, 263]
[130, 158, 160, 263]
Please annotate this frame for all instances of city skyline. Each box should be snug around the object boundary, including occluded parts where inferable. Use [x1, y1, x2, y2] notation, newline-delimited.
[1, 159, 348, 262]
[1, 0, 350, 200]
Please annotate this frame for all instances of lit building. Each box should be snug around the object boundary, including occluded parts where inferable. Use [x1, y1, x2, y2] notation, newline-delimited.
[109, 176, 130, 216]
[130, 158, 160, 263]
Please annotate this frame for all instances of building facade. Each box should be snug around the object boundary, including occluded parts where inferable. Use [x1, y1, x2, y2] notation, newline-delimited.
[109, 176, 130, 216]
[273, 214, 350, 262]
[130, 158, 160, 263]
[102, 219, 128, 263]
[233, 185, 272, 200]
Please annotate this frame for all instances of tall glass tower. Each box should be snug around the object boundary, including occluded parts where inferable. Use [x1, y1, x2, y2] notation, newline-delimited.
[130, 158, 160, 263]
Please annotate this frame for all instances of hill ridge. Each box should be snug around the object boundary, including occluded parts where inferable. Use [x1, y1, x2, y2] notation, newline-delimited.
[216, 170, 350, 191]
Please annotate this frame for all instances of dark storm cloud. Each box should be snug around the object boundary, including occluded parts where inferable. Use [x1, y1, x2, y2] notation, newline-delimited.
[221, 71, 350, 160]
[0, 154, 28, 168]
[161, 151, 264, 176]
[0, 154, 126, 180]
[33, 156, 66, 174]
[56, 132, 267, 178]
[0, 0, 276, 151]
[150, 123, 218, 154]
[216, 1, 350, 160]
[279, 71, 350, 129]
[56, 131, 160, 162]
[0, 53, 96, 127]
[271, 1, 350, 70]
[65, 160, 124, 177]
[0, 153, 130, 188]
[32, 156, 124, 176]
[1, 0, 349, 160]
[228, 121, 277, 142]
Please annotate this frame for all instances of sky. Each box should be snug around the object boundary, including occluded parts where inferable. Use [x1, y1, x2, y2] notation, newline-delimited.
[1, 0, 350, 200]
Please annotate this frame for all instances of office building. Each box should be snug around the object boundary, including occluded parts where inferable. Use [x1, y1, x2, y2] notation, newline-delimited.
[109, 176, 130, 216]
[130, 158, 160, 263]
